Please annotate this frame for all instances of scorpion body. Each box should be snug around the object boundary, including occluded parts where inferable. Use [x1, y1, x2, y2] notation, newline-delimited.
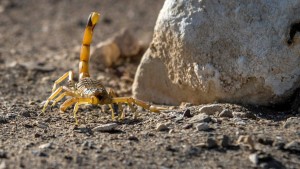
[42, 12, 160, 125]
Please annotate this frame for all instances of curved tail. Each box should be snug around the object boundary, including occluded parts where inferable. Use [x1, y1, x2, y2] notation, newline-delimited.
[79, 12, 100, 79]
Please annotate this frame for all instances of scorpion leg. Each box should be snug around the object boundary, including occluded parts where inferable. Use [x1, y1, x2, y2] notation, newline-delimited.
[127, 102, 138, 119]
[42, 86, 66, 113]
[60, 97, 79, 113]
[51, 91, 77, 108]
[73, 102, 82, 125]
[52, 71, 74, 93]
[112, 97, 162, 113]
[60, 97, 96, 124]
[108, 104, 116, 121]
[108, 89, 124, 120]
[108, 103, 122, 121]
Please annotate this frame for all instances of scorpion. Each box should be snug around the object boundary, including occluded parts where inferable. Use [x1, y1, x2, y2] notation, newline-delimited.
[42, 12, 161, 125]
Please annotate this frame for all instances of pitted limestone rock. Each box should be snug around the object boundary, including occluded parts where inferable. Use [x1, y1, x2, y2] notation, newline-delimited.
[133, 0, 300, 105]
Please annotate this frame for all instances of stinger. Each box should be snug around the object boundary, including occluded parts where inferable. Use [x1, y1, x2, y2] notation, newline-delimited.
[79, 12, 100, 79]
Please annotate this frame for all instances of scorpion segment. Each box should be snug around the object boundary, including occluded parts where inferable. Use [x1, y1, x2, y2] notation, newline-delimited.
[79, 12, 100, 79]
[111, 97, 161, 119]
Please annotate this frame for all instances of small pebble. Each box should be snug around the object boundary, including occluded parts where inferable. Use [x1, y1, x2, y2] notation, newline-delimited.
[34, 133, 42, 138]
[38, 142, 53, 149]
[28, 101, 35, 105]
[20, 61, 55, 72]
[283, 117, 299, 128]
[207, 138, 218, 148]
[165, 145, 179, 152]
[195, 123, 210, 131]
[180, 102, 193, 108]
[210, 117, 219, 123]
[183, 109, 193, 118]
[284, 140, 300, 152]
[156, 123, 169, 131]
[0, 149, 7, 158]
[220, 135, 231, 147]
[272, 140, 285, 150]
[183, 123, 193, 129]
[257, 137, 273, 146]
[81, 140, 95, 149]
[24, 123, 34, 128]
[0, 5, 4, 13]
[35, 121, 49, 129]
[143, 132, 155, 137]
[64, 155, 73, 161]
[219, 109, 233, 118]
[174, 116, 184, 123]
[249, 153, 258, 165]
[184, 146, 200, 156]
[5, 113, 17, 120]
[20, 111, 31, 117]
[0, 161, 6, 169]
[128, 135, 139, 142]
[92, 123, 118, 132]
[0, 115, 8, 124]
[237, 135, 255, 150]
[198, 104, 223, 115]
[41, 76, 51, 83]
[188, 113, 211, 124]
[168, 129, 175, 134]
[32, 150, 48, 157]
[233, 111, 256, 119]
[233, 118, 247, 125]
[248, 152, 279, 168]
[25, 142, 35, 149]
[165, 122, 172, 127]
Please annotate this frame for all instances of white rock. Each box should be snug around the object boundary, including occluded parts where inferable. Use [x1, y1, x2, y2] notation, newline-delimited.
[198, 104, 223, 115]
[92, 123, 118, 132]
[133, 0, 300, 106]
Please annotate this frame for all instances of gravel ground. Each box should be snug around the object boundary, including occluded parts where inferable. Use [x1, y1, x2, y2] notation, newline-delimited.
[0, 1, 300, 169]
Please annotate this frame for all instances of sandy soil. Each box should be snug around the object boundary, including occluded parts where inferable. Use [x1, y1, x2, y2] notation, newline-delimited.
[0, 1, 299, 169]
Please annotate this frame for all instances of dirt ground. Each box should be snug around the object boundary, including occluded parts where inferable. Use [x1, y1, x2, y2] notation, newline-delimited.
[0, 0, 300, 169]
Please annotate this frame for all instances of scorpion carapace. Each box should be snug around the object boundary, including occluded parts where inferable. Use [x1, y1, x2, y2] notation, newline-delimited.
[42, 12, 161, 125]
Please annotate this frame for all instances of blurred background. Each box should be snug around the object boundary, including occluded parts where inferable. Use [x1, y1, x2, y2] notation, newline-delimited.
[0, 0, 164, 101]
[0, 0, 164, 67]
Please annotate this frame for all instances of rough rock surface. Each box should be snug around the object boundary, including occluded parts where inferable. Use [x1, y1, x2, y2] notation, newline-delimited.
[133, 0, 300, 105]
[90, 29, 141, 68]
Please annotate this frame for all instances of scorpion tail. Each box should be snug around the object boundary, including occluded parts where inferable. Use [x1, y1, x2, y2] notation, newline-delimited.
[79, 12, 100, 79]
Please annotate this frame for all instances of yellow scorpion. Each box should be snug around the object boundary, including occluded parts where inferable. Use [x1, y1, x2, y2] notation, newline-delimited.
[42, 12, 160, 125]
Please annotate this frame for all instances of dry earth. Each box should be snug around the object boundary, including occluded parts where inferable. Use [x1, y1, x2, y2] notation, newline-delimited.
[0, 1, 299, 169]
